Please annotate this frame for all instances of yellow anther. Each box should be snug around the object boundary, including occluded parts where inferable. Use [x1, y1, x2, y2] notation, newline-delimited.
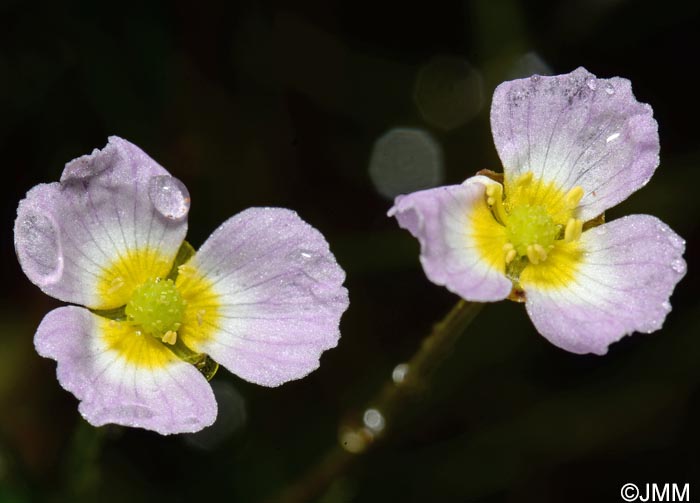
[516, 171, 534, 186]
[505, 248, 517, 264]
[485, 183, 508, 224]
[162, 330, 177, 345]
[532, 244, 548, 261]
[526, 245, 540, 264]
[526, 244, 548, 264]
[564, 218, 583, 243]
[564, 186, 585, 209]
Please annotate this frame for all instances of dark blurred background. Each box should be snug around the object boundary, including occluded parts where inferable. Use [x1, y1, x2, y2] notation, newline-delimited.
[1, 0, 699, 502]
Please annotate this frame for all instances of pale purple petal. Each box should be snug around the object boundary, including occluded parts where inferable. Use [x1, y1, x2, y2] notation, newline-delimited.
[523, 215, 686, 355]
[35, 306, 217, 435]
[388, 176, 512, 302]
[15, 137, 188, 308]
[490, 67, 659, 221]
[185, 208, 349, 387]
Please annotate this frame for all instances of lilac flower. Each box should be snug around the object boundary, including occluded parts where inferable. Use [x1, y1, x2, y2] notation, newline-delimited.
[15, 137, 349, 434]
[389, 68, 686, 355]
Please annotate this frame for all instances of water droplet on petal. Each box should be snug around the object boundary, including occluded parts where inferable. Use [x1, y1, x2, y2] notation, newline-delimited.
[586, 77, 597, 90]
[668, 235, 685, 250]
[604, 83, 615, 95]
[530, 74, 541, 83]
[148, 175, 190, 220]
[662, 301, 672, 311]
[15, 210, 63, 284]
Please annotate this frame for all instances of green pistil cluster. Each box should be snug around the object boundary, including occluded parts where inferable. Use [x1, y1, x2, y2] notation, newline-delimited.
[125, 278, 185, 339]
[506, 204, 558, 257]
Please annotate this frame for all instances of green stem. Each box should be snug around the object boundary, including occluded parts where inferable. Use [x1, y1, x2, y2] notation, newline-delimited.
[267, 299, 483, 503]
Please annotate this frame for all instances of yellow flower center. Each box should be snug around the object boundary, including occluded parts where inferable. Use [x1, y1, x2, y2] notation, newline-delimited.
[125, 278, 185, 341]
[472, 171, 592, 295]
[484, 172, 585, 267]
[95, 244, 222, 375]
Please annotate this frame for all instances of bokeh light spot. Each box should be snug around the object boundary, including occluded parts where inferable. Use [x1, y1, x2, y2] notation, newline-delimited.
[414, 55, 483, 131]
[369, 128, 444, 200]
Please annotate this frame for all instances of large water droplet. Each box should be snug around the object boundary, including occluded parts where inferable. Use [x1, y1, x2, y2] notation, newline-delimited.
[661, 301, 672, 311]
[586, 77, 597, 90]
[604, 83, 615, 95]
[148, 175, 190, 220]
[15, 210, 63, 283]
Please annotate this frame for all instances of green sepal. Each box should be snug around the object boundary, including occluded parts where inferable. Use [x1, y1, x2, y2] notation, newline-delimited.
[167, 337, 219, 381]
[167, 241, 196, 281]
[89, 305, 126, 321]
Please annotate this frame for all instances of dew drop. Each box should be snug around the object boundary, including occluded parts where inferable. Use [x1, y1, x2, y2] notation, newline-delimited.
[586, 77, 597, 90]
[671, 259, 686, 274]
[530, 74, 541, 83]
[604, 83, 615, 95]
[605, 132, 620, 143]
[662, 301, 672, 311]
[362, 408, 385, 433]
[148, 175, 191, 220]
[392, 363, 409, 384]
[668, 235, 685, 250]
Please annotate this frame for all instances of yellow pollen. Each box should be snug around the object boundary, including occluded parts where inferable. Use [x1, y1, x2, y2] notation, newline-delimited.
[564, 186, 585, 209]
[526, 245, 540, 265]
[564, 218, 583, 243]
[162, 330, 177, 345]
[533, 244, 548, 261]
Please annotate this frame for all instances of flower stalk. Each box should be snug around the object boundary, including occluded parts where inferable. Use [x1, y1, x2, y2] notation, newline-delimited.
[269, 299, 483, 503]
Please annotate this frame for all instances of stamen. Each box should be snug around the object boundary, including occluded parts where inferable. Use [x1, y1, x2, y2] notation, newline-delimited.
[505, 248, 517, 264]
[564, 186, 585, 209]
[516, 171, 534, 186]
[564, 218, 583, 243]
[485, 184, 508, 224]
[526, 245, 540, 265]
[532, 244, 548, 262]
[162, 330, 177, 345]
